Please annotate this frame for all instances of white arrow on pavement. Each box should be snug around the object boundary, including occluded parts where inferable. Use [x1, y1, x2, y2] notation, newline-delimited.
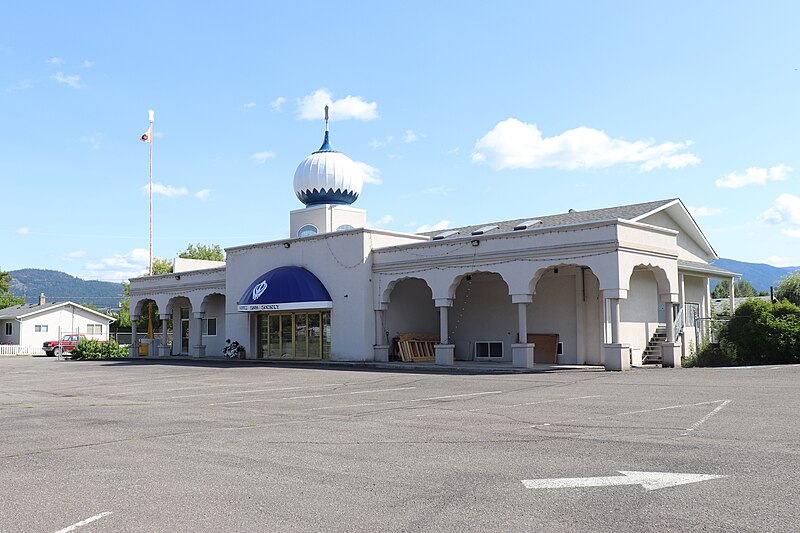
[522, 471, 726, 491]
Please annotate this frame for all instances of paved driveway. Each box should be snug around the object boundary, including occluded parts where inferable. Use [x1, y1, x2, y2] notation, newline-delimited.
[1, 358, 798, 532]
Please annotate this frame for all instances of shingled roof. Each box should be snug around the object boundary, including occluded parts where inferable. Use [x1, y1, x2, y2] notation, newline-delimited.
[417, 199, 677, 240]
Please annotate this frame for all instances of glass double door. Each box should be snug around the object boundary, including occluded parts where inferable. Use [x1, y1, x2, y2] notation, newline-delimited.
[257, 311, 330, 360]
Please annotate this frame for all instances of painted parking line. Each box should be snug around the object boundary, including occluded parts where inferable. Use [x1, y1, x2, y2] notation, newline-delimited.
[616, 399, 728, 416]
[468, 395, 602, 412]
[683, 399, 732, 435]
[107, 381, 273, 397]
[303, 390, 503, 411]
[215, 386, 418, 405]
[54, 511, 112, 533]
[170, 383, 346, 400]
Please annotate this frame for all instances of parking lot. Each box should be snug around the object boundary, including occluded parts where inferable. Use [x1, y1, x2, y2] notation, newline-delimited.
[1, 358, 799, 532]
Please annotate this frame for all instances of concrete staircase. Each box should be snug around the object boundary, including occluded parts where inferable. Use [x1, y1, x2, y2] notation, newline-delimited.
[642, 326, 666, 365]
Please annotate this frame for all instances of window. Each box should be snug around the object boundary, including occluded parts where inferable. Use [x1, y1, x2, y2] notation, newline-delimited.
[35, 325, 49, 333]
[335, 224, 354, 232]
[87, 324, 103, 335]
[475, 341, 503, 358]
[202, 318, 217, 336]
[298, 224, 318, 238]
[257, 311, 331, 360]
[4, 323, 11, 336]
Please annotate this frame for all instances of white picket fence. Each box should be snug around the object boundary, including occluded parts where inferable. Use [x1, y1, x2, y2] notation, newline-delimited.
[0, 345, 47, 356]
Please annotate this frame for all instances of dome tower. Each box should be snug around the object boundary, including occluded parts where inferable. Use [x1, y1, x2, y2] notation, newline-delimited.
[289, 106, 367, 238]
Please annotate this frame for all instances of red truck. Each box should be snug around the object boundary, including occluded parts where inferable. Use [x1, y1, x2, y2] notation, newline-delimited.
[42, 334, 96, 357]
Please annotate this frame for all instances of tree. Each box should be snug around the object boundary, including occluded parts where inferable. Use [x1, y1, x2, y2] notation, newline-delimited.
[775, 270, 800, 307]
[179, 243, 225, 261]
[152, 257, 173, 275]
[0, 270, 24, 309]
[711, 279, 757, 299]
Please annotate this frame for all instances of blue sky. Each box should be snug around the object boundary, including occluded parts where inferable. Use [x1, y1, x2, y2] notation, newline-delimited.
[3, 1, 800, 282]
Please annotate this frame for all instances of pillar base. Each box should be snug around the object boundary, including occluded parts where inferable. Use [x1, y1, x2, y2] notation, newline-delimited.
[435, 344, 455, 366]
[129, 344, 139, 358]
[511, 343, 535, 368]
[191, 345, 206, 358]
[373, 345, 389, 362]
[159, 345, 170, 357]
[661, 342, 681, 368]
[630, 349, 643, 367]
[604, 343, 631, 371]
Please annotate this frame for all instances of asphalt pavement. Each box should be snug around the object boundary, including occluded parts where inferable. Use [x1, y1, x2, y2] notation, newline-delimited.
[1, 357, 798, 532]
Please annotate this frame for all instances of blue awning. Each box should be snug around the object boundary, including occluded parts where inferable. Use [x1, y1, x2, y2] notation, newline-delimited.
[237, 266, 332, 312]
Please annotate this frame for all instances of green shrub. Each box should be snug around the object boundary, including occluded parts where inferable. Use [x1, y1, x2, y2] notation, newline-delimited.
[724, 299, 800, 365]
[684, 341, 737, 367]
[70, 338, 128, 359]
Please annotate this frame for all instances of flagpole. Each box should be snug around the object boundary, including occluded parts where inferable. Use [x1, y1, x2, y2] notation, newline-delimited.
[148, 109, 154, 276]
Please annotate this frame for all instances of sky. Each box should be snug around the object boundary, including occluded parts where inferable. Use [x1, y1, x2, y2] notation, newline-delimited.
[2, 1, 800, 283]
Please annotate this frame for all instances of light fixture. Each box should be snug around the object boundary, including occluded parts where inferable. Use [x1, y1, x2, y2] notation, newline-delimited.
[471, 239, 480, 247]
[175, 275, 181, 280]
[283, 242, 291, 248]
[554, 268, 559, 274]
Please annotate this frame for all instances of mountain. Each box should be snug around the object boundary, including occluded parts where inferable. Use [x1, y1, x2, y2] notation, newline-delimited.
[710, 258, 799, 293]
[9, 269, 124, 310]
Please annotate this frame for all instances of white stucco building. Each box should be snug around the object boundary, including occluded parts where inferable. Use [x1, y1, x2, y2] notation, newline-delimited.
[129, 112, 737, 370]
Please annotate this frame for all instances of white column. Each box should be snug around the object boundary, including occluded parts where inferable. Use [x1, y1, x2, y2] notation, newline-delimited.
[130, 316, 139, 357]
[511, 294, 534, 368]
[434, 298, 454, 365]
[192, 311, 205, 358]
[665, 302, 675, 343]
[159, 314, 170, 356]
[603, 289, 629, 371]
[729, 276, 736, 315]
[609, 298, 621, 344]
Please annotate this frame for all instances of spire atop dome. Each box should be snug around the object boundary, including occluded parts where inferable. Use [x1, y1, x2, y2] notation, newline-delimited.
[318, 105, 332, 152]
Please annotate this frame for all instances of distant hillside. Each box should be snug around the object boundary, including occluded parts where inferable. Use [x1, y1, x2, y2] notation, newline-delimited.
[710, 259, 799, 293]
[9, 269, 124, 309]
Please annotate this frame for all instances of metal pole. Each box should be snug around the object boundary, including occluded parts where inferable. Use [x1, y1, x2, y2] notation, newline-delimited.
[149, 112, 154, 276]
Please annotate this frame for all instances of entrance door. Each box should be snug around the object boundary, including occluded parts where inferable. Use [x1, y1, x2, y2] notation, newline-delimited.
[180, 308, 190, 354]
[257, 311, 330, 360]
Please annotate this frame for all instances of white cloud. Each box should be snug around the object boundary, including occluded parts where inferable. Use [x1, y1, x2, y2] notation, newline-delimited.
[242, 102, 256, 109]
[297, 88, 378, 121]
[16, 227, 29, 235]
[79, 135, 101, 150]
[353, 161, 381, 184]
[141, 183, 189, 197]
[369, 136, 393, 149]
[370, 215, 394, 227]
[84, 248, 150, 282]
[82, 59, 94, 68]
[403, 130, 420, 143]
[62, 251, 86, 261]
[47, 56, 64, 65]
[783, 228, 800, 239]
[416, 220, 450, 232]
[270, 97, 286, 111]
[447, 147, 460, 155]
[715, 165, 791, 189]
[7, 80, 31, 92]
[251, 150, 276, 164]
[194, 189, 211, 200]
[767, 255, 791, 267]
[52, 72, 81, 89]
[423, 185, 454, 195]
[760, 193, 800, 224]
[472, 118, 700, 172]
[688, 206, 723, 217]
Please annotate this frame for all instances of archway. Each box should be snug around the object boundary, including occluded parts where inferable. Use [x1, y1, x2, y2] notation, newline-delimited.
[449, 272, 512, 361]
[384, 278, 437, 359]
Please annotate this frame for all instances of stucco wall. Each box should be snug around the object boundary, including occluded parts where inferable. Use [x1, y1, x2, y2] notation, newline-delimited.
[639, 211, 709, 263]
[450, 273, 513, 361]
[530, 272, 578, 363]
[385, 278, 437, 341]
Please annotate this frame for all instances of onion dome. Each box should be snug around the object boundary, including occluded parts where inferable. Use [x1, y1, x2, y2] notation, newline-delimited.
[293, 109, 363, 206]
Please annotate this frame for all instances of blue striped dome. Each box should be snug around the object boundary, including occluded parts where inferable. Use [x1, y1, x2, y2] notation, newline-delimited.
[293, 131, 363, 206]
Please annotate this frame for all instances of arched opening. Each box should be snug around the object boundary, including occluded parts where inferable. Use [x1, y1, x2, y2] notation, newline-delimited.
[530, 265, 602, 365]
[450, 272, 511, 361]
[384, 278, 437, 359]
[620, 267, 663, 364]
[167, 296, 192, 355]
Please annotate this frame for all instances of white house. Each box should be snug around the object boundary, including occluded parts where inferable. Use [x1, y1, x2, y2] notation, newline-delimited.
[129, 113, 738, 370]
[0, 294, 115, 352]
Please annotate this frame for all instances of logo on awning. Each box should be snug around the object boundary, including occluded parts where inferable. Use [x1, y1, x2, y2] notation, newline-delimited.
[252, 280, 268, 301]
